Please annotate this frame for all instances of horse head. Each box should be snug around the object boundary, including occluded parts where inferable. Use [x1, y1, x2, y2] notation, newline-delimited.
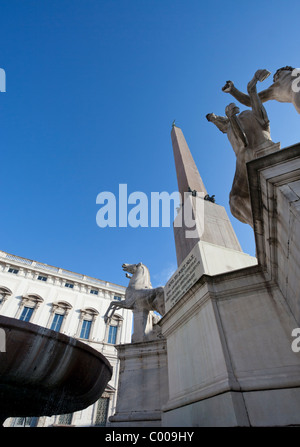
[122, 263, 152, 289]
[122, 263, 141, 275]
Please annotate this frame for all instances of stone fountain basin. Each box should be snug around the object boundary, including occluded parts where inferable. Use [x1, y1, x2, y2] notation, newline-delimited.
[0, 316, 112, 421]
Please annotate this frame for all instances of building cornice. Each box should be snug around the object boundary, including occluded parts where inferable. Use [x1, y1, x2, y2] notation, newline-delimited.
[0, 250, 125, 297]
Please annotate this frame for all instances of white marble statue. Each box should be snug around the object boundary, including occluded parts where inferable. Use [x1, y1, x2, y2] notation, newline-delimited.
[222, 66, 300, 114]
[104, 263, 165, 343]
[207, 69, 279, 227]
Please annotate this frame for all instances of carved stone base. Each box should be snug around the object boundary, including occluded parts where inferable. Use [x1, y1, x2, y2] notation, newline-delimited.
[160, 264, 300, 426]
[254, 141, 280, 159]
[109, 339, 169, 427]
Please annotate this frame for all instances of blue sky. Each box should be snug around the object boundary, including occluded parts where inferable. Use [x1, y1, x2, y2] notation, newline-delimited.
[0, 0, 299, 288]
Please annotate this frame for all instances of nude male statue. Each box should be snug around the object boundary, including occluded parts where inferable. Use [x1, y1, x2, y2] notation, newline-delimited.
[222, 66, 300, 114]
[207, 69, 277, 227]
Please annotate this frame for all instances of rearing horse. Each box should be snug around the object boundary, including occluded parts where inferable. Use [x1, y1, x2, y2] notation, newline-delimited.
[104, 263, 165, 342]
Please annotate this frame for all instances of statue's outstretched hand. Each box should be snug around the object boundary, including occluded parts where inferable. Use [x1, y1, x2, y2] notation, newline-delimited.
[222, 80, 234, 92]
[206, 113, 216, 122]
[254, 69, 271, 82]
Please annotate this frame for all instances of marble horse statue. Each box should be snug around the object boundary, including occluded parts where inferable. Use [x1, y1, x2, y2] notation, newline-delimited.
[104, 263, 165, 343]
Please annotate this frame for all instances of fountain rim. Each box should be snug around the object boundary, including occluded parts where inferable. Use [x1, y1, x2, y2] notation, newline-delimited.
[0, 315, 113, 373]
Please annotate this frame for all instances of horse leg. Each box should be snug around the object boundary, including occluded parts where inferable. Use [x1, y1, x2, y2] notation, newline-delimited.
[104, 302, 119, 323]
[152, 287, 165, 316]
[104, 298, 132, 323]
[131, 309, 153, 343]
[104, 303, 111, 323]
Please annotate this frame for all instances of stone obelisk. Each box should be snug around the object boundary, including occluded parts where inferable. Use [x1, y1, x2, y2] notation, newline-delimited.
[171, 124, 245, 266]
[171, 123, 208, 200]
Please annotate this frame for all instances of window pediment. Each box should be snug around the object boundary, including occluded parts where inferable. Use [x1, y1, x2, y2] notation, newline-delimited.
[111, 313, 124, 322]
[0, 286, 12, 296]
[53, 301, 72, 310]
[23, 293, 44, 303]
[81, 307, 99, 316]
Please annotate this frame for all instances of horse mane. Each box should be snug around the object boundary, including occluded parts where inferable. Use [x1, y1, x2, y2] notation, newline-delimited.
[140, 264, 152, 288]
[273, 66, 294, 82]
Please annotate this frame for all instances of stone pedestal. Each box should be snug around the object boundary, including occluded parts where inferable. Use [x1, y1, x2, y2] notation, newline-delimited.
[165, 239, 257, 313]
[254, 141, 280, 159]
[160, 144, 300, 426]
[160, 265, 300, 426]
[173, 198, 245, 267]
[109, 339, 168, 427]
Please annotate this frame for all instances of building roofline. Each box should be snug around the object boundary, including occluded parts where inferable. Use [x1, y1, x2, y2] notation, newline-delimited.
[0, 250, 126, 293]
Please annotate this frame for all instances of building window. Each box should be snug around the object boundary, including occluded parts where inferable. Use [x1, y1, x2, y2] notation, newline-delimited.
[77, 308, 99, 340]
[16, 294, 44, 323]
[20, 306, 34, 322]
[50, 313, 64, 332]
[8, 268, 19, 274]
[11, 417, 34, 427]
[0, 286, 12, 308]
[48, 301, 72, 333]
[113, 295, 121, 301]
[57, 413, 73, 425]
[80, 319, 92, 339]
[105, 313, 123, 345]
[37, 275, 47, 282]
[95, 397, 110, 426]
[65, 282, 74, 289]
[108, 325, 118, 344]
[90, 289, 98, 295]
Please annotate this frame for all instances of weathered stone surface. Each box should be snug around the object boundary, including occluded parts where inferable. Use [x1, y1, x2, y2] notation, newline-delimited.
[171, 125, 207, 201]
[248, 143, 300, 325]
[109, 339, 168, 427]
[164, 240, 256, 313]
[171, 126, 243, 265]
[160, 264, 300, 426]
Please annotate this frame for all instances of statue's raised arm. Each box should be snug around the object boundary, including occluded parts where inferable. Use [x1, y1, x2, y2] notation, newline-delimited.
[246, 69, 271, 127]
[207, 69, 280, 228]
[206, 113, 229, 133]
[222, 66, 300, 114]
